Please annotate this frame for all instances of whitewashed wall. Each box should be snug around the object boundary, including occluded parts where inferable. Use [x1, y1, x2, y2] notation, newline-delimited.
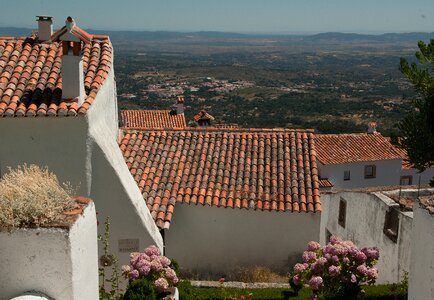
[165, 204, 320, 278]
[320, 191, 412, 284]
[0, 61, 163, 270]
[86, 65, 163, 264]
[0, 202, 98, 300]
[401, 167, 434, 186]
[318, 159, 402, 189]
[408, 203, 434, 300]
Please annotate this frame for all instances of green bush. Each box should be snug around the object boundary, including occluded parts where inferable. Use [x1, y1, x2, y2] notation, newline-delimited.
[123, 278, 156, 300]
[177, 280, 195, 299]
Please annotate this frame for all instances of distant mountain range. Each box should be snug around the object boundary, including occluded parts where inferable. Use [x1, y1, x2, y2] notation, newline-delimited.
[0, 26, 432, 43]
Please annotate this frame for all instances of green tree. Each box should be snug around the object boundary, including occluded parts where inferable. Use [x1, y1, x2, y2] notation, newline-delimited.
[398, 39, 434, 184]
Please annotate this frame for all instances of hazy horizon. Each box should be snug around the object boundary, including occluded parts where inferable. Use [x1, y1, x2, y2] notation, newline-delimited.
[1, 0, 433, 34]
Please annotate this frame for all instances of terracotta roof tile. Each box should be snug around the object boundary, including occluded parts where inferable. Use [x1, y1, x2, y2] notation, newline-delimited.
[0, 25, 112, 118]
[315, 133, 403, 165]
[119, 128, 321, 229]
[120, 110, 186, 129]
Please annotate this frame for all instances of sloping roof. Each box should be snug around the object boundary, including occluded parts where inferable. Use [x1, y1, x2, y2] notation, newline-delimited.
[315, 133, 403, 165]
[50, 17, 93, 43]
[194, 110, 215, 122]
[390, 145, 413, 170]
[120, 110, 186, 129]
[0, 30, 112, 117]
[119, 128, 321, 229]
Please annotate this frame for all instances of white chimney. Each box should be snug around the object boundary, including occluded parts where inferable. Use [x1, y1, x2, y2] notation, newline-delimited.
[60, 17, 86, 105]
[36, 16, 53, 41]
[176, 95, 185, 115]
[367, 122, 377, 134]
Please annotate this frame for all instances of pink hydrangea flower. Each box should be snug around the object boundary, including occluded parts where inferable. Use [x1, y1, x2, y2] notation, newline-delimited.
[165, 267, 179, 284]
[308, 276, 323, 290]
[308, 241, 321, 251]
[362, 247, 380, 260]
[144, 245, 161, 257]
[356, 251, 367, 262]
[121, 265, 131, 274]
[292, 274, 301, 285]
[351, 274, 357, 283]
[159, 256, 171, 268]
[293, 263, 307, 274]
[154, 277, 169, 292]
[302, 251, 317, 263]
[308, 294, 318, 300]
[329, 236, 341, 245]
[151, 259, 163, 272]
[367, 267, 378, 280]
[342, 257, 350, 264]
[130, 269, 139, 279]
[357, 264, 368, 276]
[328, 265, 341, 275]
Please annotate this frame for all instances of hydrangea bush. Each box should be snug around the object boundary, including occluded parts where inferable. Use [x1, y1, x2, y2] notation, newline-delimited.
[289, 236, 379, 299]
[122, 245, 179, 297]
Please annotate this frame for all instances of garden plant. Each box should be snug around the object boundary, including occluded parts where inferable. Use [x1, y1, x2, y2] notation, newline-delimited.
[289, 236, 379, 300]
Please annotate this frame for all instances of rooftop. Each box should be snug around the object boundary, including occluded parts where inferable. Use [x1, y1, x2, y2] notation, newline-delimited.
[0, 18, 112, 117]
[315, 133, 403, 165]
[119, 128, 321, 228]
[120, 109, 186, 129]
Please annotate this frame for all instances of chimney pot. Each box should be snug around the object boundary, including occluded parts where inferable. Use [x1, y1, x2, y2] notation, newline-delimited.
[36, 15, 53, 41]
[176, 96, 184, 115]
[367, 122, 377, 134]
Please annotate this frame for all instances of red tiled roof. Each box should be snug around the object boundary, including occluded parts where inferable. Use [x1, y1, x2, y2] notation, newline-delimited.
[391, 145, 413, 170]
[319, 179, 333, 188]
[0, 28, 112, 117]
[194, 110, 215, 122]
[121, 110, 186, 129]
[119, 128, 321, 229]
[315, 133, 403, 165]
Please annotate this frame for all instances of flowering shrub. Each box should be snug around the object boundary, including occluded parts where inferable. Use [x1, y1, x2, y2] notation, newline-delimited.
[289, 236, 379, 299]
[122, 245, 179, 297]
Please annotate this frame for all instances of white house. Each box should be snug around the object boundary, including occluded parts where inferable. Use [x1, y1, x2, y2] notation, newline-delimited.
[119, 128, 323, 277]
[320, 187, 434, 284]
[0, 16, 162, 265]
[315, 131, 434, 189]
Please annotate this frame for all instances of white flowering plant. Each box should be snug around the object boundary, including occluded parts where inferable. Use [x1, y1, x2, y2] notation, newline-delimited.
[122, 245, 179, 297]
[289, 236, 379, 300]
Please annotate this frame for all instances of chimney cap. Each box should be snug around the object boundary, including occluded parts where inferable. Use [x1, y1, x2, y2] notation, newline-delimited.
[177, 95, 185, 103]
[367, 121, 378, 134]
[36, 15, 53, 21]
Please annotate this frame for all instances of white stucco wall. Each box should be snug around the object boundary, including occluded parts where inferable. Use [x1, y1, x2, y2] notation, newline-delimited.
[318, 159, 402, 189]
[0, 202, 98, 300]
[0, 56, 163, 270]
[408, 204, 434, 300]
[86, 64, 163, 264]
[401, 167, 434, 186]
[165, 204, 320, 278]
[0, 117, 90, 196]
[320, 191, 412, 284]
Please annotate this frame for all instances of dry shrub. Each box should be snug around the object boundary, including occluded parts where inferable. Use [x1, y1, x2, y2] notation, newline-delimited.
[0, 165, 76, 231]
[237, 266, 288, 283]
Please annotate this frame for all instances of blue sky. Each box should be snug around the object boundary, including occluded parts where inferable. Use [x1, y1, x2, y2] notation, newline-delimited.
[1, 0, 433, 33]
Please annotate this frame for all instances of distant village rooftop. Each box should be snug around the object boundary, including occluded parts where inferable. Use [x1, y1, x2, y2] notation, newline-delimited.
[119, 128, 322, 228]
[0, 16, 112, 117]
[315, 132, 403, 165]
[120, 109, 186, 129]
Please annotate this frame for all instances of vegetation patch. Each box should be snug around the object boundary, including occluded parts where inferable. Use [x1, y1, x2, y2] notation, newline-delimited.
[0, 165, 76, 231]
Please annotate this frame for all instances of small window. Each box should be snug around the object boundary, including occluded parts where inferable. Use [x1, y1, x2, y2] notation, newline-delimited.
[344, 170, 351, 181]
[400, 175, 412, 185]
[364, 165, 376, 179]
[383, 208, 399, 243]
[338, 198, 347, 228]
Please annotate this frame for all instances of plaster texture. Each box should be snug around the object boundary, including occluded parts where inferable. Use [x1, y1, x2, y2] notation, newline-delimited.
[0, 55, 163, 273]
[0, 202, 98, 300]
[165, 203, 320, 277]
[318, 159, 402, 189]
[320, 191, 412, 283]
[408, 204, 434, 300]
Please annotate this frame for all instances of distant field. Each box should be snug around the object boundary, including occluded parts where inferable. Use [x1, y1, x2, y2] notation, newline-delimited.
[112, 32, 424, 134]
